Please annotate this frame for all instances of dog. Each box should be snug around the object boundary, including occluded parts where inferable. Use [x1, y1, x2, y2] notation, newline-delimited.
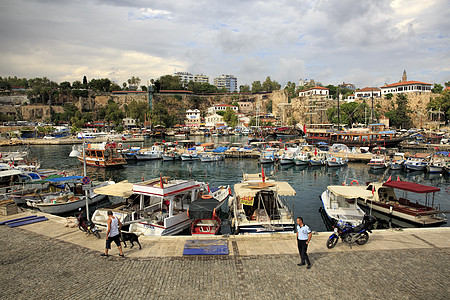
[120, 232, 141, 250]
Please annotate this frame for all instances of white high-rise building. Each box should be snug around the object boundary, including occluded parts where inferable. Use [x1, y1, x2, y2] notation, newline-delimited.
[214, 75, 237, 92]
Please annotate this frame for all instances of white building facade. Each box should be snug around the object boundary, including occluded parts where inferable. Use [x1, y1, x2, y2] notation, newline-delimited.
[205, 113, 224, 128]
[298, 86, 329, 97]
[213, 75, 237, 92]
[380, 81, 433, 95]
[207, 104, 239, 115]
[185, 109, 201, 127]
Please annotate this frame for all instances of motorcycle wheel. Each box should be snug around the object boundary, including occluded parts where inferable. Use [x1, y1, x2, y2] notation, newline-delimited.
[93, 230, 101, 239]
[356, 232, 369, 245]
[78, 225, 86, 232]
[326, 236, 339, 249]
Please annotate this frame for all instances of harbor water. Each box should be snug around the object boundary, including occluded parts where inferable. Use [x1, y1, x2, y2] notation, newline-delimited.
[20, 136, 450, 232]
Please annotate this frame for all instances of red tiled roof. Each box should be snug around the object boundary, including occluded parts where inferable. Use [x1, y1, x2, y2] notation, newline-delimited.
[300, 86, 329, 92]
[356, 87, 380, 92]
[381, 81, 432, 88]
[444, 87, 450, 91]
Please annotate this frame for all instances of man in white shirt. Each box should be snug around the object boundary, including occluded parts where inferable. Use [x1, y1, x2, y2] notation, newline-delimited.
[296, 217, 312, 269]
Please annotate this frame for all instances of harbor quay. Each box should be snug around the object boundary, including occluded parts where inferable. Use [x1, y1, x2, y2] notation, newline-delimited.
[0, 212, 448, 299]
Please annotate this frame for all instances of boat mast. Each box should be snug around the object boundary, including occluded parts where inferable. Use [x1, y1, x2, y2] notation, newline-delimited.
[371, 88, 374, 124]
[337, 87, 340, 131]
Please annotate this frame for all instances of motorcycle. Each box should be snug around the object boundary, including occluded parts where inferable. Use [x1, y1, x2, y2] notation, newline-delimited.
[326, 215, 377, 249]
[75, 208, 101, 239]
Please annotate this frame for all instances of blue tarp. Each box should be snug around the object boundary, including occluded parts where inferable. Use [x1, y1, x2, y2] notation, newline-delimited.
[45, 176, 83, 183]
[183, 239, 229, 255]
[435, 151, 450, 156]
[213, 146, 228, 153]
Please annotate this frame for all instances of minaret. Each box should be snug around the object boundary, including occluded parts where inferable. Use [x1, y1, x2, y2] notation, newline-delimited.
[402, 70, 407, 82]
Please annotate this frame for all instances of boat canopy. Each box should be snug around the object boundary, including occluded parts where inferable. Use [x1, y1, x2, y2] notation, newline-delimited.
[45, 176, 83, 183]
[382, 181, 440, 193]
[0, 169, 23, 177]
[234, 181, 296, 197]
[213, 146, 228, 153]
[188, 197, 220, 220]
[328, 186, 373, 198]
[94, 181, 133, 198]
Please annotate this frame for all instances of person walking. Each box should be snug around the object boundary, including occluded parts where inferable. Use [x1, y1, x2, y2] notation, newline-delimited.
[101, 210, 124, 257]
[296, 217, 312, 269]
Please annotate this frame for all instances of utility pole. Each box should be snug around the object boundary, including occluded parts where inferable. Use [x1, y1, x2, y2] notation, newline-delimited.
[337, 87, 340, 130]
[371, 88, 374, 124]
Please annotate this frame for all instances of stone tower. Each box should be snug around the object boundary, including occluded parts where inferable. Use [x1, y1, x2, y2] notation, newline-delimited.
[402, 70, 407, 82]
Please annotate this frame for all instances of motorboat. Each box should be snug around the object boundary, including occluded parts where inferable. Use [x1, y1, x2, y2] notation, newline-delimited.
[259, 148, 278, 164]
[320, 185, 366, 226]
[135, 145, 163, 161]
[293, 151, 310, 166]
[358, 180, 447, 226]
[162, 151, 180, 161]
[326, 144, 349, 167]
[427, 155, 445, 173]
[77, 142, 127, 168]
[199, 153, 224, 162]
[367, 155, 389, 170]
[91, 177, 230, 236]
[389, 153, 406, 170]
[404, 157, 427, 172]
[279, 147, 299, 165]
[229, 173, 295, 234]
[309, 150, 327, 166]
[181, 148, 201, 161]
[69, 145, 81, 157]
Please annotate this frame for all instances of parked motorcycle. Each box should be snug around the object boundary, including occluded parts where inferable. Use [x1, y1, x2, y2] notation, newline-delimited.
[75, 209, 101, 239]
[326, 215, 377, 249]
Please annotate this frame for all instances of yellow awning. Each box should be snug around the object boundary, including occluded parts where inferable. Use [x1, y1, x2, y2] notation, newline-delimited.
[234, 181, 296, 197]
[94, 181, 133, 198]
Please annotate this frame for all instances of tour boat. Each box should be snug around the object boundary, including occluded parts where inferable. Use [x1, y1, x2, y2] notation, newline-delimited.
[309, 150, 327, 166]
[320, 185, 366, 226]
[326, 144, 349, 167]
[134, 145, 164, 161]
[358, 180, 447, 226]
[367, 154, 389, 170]
[404, 157, 427, 172]
[389, 153, 406, 170]
[229, 172, 295, 234]
[77, 142, 127, 168]
[91, 177, 230, 236]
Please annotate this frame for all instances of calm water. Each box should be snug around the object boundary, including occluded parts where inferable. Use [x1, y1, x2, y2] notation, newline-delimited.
[17, 136, 450, 232]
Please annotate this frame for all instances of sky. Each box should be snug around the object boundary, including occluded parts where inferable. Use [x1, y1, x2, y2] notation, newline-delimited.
[0, 0, 449, 89]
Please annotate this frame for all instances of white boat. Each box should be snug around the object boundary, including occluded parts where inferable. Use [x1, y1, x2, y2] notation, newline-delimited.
[134, 145, 163, 161]
[404, 157, 427, 171]
[427, 156, 445, 173]
[294, 151, 310, 165]
[309, 150, 327, 166]
[199, 153, 224, 162]
[181, 149, 200, 161]
[92, 177, 230, 236]
[230, 173, 295, 234]
[326, 144, 349, 167]
[389, 153, 405, 170]
[259, 148, 278, 164]
[358, 180, 447, 226]
[320, 185, 366, 226]
[367, 155, 389, 170]
[279, 147, 299, 165]
[162, 151, 180, 161]
[69, 145, 81, 157]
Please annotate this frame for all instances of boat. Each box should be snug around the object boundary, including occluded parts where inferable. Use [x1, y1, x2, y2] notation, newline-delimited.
[181, 149, 201, 161]
[326, 144, 349, 167]
[309, 149, 327, 166]
[367, 154, 389, 170]
[305, 123, 403, 148]
[119, 147, 141, 161]
[134, 145, 163, 161]
[33, 177, 111, 214]
[320, 185, 366, 226]
[162, 151, 180, 161]
[199, 153, 224, 162]
[389, 153, 406, 170]
[91, 177, 230, 236]
[188, 188, 230, 235]
[358, 180, 447, 226]
[293, 151, 310, 166]
[229, 172, 295, 234]
[427, 154, 446, 173]
[280, 147, 299, 165]
[259, 148, 278, 164]
[404, 157, 427, 172]
[69, 145, 81, 157]
[77, 142, 127, 168]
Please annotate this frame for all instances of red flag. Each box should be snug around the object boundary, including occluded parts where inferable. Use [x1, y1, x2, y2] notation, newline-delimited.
[371, 185, 375, 195]
[141, 173, 144, 181]
[397, 176, 400, 181]
[122, 136, 126, 140]
[163, 140, 166, 143]
[160, 174, 164, 188]
[303, 124, 307, 134]
[261, 166, 265, 182]
[434, 146, 439, 151]
[314, 148, 317, 156]
[384, 140, 386, 147]
[386, 175, 392, 182]
[207, 183, 210, 193]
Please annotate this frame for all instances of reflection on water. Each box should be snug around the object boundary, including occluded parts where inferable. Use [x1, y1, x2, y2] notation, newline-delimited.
[12, 142, 448, 232]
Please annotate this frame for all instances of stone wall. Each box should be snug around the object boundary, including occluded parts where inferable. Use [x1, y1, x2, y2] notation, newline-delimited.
[20, 105, 64, 121]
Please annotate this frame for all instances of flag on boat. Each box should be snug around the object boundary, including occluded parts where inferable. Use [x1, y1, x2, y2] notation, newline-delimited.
[261, 166, 265, 182]
[159, 174, 164, 188]
[372, 185, 375, 195]
[386, 176, 392, 182]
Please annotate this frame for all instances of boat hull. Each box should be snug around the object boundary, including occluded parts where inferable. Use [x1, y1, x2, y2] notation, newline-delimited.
[36, 194, 106, 214]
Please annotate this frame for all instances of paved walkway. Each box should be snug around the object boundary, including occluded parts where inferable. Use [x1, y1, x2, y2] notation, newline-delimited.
[0, 212, 449, 299]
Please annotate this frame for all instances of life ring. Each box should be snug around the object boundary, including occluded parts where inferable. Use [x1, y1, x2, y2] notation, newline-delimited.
[118, 143, 123, 149]
[201, 195, 213, 199]
[331, 157, 337, 162]
[351, 180, 359, 186]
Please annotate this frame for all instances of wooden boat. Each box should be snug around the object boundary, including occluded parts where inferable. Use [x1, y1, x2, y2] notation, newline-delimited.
[230, 173, 295, 234]
[326, 144, 348, 167]
[280, 147, 299, 165]
[368, 154, 389, 170]
[199, 153, 224, 162]
[427, 155, 445, 173]
[358, 180, 447, 226]
[77, 142, 127, 168]
[309, 150, 327, 166]
[389, 153, 406, 170]
[404, 157, 427, 172]
[320, 185, 366, 226]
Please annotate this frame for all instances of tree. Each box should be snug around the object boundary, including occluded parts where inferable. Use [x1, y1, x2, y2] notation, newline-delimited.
[432, 83, 443, 93]
[266, 100, 273, 113]
[427, 89, 450, 122]
[97, 100, 124, 126]
[89, 78, 111, 92]
[223, 108, 238, 127]
[83, 76, 88, 88]
[150, 102, 178, 127]
[60, 81, 71, 89]
[445, 81, 450, 87]
[72, 80, 83, 89]
[127, 100, 150, 125]
[127, 76, 141, 90]
[261, 76, 281, 92]
[284, 81, 297, 100]
[154, 75, 184, 91]
[384, 94, 412, 128]
[385, 93, 394, 100]
[326, 102, 373, 126]
[252, 81, 263, 93]
[239, 85, 250, 93]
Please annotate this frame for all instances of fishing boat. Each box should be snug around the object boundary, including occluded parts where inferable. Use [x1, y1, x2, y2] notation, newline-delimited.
[358, 180, 447, 226]
[91, 177, 230, 236]
[326, 144, 348, 167]
[199, 153, 224, 162]
[367, 154, 389, 170]
[162, 151, 180, 161]
[134, 145, 164, 161]
[280, 147, 299, 165]
[259, 148, 278, 164]
[309, 149, 327, 166]
[77, 142, 127, 168]
[427, 154, 446, 173]
[404, 157, 427, 172]
[229, 172, 295, 234]
[181, 148, 201, 161]
[293, 151, 310, 166]
[389, 153, 406, 170]
[320, 185, 367, 226]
